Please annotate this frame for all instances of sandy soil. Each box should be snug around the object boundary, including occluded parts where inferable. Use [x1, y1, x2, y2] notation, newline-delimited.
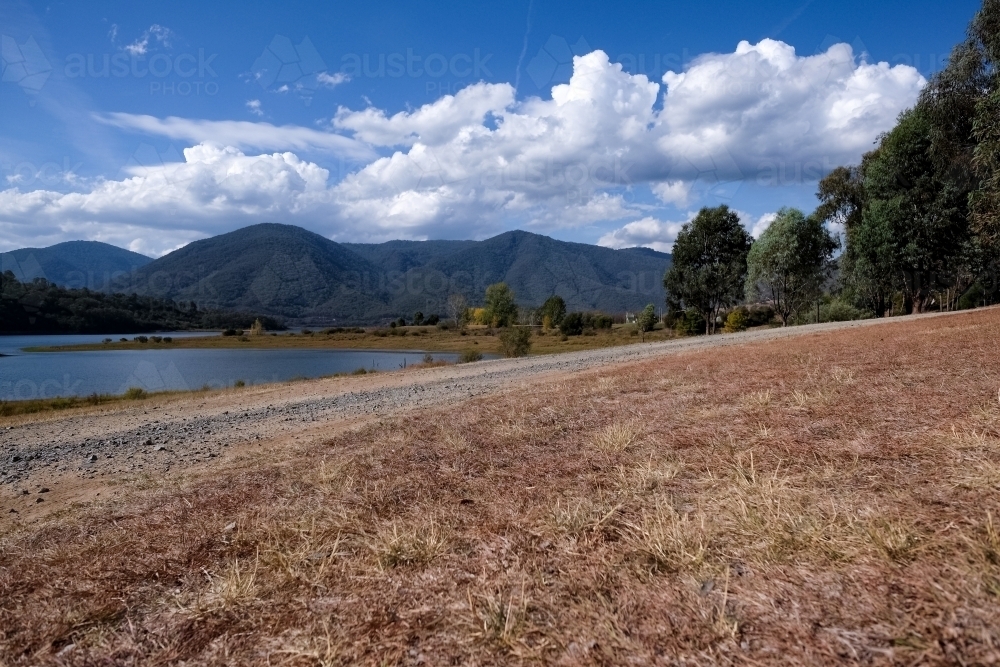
[0, 311, 973, 523]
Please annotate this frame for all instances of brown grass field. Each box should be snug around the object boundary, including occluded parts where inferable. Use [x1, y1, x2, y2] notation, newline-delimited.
[3, 309, 1000, 665]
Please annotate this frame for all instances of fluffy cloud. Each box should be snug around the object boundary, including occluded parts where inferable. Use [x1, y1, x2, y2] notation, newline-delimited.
[329, 42, 922, 235]
[656, 40, 925, 181]
[598, 216, 691, 253]
[333, 83, 513, 146]
[598, 210, 780, 253]
[3, 39, 925, 252]
[0, 145, 337, 255]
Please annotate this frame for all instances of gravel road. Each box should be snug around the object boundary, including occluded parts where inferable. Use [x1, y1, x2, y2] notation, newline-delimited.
[0, 314, 954, 499]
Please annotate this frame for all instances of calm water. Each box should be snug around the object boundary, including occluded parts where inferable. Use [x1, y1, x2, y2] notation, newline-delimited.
[0, 333, 460, 400]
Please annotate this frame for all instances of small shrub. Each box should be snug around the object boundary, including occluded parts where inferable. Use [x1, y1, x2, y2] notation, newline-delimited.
[134, 335, 149, 343]
[560, 312, 585, 336]
[459, 350, 484, 363]
[123, 387, 147, 400]
[585, 313, 614, 330]
[222, 329, 238, 337]
[150, 336, 163, 343]
[425, 314, 440, 325]
[423, 353, 434, 363]
[352, 368, 368, 375]
[301, 329, 313, 335]
[723, 308, 748, 333]
[959, 283, 986, 309]
[437, 322, 449, 330]
[560, 334, 569, 341]
[822, 300, 872, 322]
[102, 338, 112, 344]
[389, 321, 397, 329]
[162, 337, 172, 342]
[234, 379, 246, 388]
[673, 309, 705, 336]
[746, 304, 775, 326]
[498, 327, 532, 358]
[119, 338, 127, 342]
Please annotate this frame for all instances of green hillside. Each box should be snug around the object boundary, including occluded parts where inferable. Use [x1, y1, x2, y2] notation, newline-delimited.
[0, 241, 151, 290]
[100, 224, 671, 325]
[129, 224, 389, 322]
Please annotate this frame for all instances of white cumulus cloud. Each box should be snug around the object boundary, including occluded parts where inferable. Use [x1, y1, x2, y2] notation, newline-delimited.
[598, 216, 691, 253]
[2, 39, 924, 252]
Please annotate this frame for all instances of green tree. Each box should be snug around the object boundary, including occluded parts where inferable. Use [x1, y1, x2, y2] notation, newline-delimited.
[663, 205, 753, 334]
[483, 282, 518, 327]
[745, 208, 838, 326]
[817, 165, 895, 317]
[863, 107, 973, 313]
[539, 295, 567, 328]
[636, 303, 657, 340]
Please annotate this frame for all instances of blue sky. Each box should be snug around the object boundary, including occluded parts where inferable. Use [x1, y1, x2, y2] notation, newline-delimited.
[0, 0, 983, 255]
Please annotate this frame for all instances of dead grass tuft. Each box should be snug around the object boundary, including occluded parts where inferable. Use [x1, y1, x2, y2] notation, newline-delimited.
[592, 420, 644, 454]
[622, 502, 709, 573]
[367, 519, 447, 568]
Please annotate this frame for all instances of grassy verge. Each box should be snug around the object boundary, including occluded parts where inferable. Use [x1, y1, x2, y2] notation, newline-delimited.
[24, 323, 682, 355]
[0, 387, 153, 417]
[3, 311, 999, 663]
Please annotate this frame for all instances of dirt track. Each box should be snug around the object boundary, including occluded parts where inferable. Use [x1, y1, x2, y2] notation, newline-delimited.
[0, 311, 970, 520]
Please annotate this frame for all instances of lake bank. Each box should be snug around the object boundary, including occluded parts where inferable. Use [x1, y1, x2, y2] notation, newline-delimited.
[22, 323, 679, 356]
[0, 340, 466, 403]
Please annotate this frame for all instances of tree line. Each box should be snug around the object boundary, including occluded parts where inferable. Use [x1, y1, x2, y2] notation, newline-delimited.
[665, 0, 1000, 331]
[0, 272, 284, 334]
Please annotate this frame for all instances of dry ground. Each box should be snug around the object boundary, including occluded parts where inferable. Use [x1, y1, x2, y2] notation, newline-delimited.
[2, 309, 1000, 665]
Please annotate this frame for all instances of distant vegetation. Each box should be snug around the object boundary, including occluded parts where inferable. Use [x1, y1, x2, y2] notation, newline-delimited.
[0, 272, 283, 334]
[660, 1, 1000, 332]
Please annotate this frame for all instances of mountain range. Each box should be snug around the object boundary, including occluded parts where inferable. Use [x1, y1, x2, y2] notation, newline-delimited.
[4, 224, 671, 325]
[0, 241, 151, 290]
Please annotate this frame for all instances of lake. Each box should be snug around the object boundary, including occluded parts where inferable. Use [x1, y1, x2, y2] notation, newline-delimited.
[0, 333, 461, 400]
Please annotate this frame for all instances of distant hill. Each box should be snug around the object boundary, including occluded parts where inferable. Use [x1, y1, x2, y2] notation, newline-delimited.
[343, 239, 477, 273]
[404, 230, 671, 314]
[79, 224, 670, 325]
[0, 241, 151, 289]
[128, 224, 388, 321]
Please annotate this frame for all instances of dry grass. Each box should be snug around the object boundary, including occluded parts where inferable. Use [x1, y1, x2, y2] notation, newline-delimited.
[3, 310, 1000, 664]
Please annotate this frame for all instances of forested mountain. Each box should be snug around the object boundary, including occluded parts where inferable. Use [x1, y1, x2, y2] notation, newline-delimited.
[7, 225, 671, 325]
[0, 241, 151, 289]
[126, 224, 387, 322]
[381, 230, 670, 315]
[108, 224, 670, 324]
